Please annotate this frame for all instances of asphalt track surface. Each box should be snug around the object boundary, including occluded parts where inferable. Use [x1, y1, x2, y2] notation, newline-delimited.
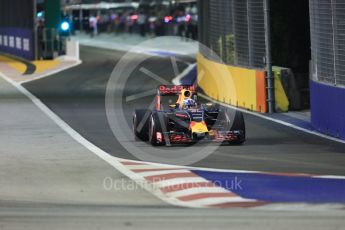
[3, 201, 345, 230]
[23, 46, 345, 175]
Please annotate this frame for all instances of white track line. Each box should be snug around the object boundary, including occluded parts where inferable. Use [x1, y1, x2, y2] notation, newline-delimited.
[172, 63, 196, 85]
[152, 177, 209, 188]
[171, 66, 345, 145]
[166, 187, 231, 198]
[137, 169, 191, 177]
[124, 164, 185, 171]
[2, 70, 254, 208]
[184, 197, 255, 206]
[312, 175, 345, 179]
[0, 71, 185, 208]
[199, 93, 345, 145]
[77, 39, 196, 57]
[121, 158, 345, 179]
[2, 59, 345, 210]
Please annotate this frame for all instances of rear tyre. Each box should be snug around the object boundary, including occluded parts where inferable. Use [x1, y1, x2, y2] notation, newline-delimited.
[133, 109, 150, 141]
[149, 112, 166, 146]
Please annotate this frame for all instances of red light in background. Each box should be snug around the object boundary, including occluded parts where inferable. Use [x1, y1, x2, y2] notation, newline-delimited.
[164, 16, 173, 23]
[131, 15, 138, 20]
[185, 14, 191, 22]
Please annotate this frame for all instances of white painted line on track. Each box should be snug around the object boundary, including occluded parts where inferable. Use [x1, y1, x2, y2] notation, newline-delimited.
[2, 58, 345, 210]
[19, 71, 345, 181]
[183, 197, 255, 206]
[125, 156, 345, 180]
[152, 177, 209, 188]
[0, 71, 185, 208]
[171, 66, 345, 145]
[138, 169, 192, 177]
[77, 40, 197, 57]
[199, 93, 345, 145]
[312, 175, 345, 179]
[126, 163, 185, 171]
[172, 63, 196, 85]
[166, 187, 230, 198]
[124, 164, 173, 170]
[1, 69, 258, 209]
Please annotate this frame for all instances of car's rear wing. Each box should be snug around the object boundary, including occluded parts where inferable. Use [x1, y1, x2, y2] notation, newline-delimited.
[158, 85, 197, 95]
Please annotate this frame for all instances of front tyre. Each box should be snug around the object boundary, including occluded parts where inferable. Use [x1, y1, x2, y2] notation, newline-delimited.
[229, 110, 246, 145]
[133, 109, 151, 141]
[149, 112, 166, 146]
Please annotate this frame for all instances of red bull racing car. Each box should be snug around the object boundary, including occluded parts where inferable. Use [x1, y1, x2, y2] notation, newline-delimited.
[132, 85, 245, 146]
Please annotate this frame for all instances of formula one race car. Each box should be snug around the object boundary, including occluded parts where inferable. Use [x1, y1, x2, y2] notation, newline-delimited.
[132, 85, 245, 146]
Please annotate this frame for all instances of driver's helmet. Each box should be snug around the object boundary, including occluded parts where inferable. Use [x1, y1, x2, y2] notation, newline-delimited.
[182, 98, 196, 109]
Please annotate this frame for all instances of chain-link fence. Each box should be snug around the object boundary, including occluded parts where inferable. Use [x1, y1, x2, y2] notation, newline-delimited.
[198, 0, 266, 69]
[310, 0, 345, 86]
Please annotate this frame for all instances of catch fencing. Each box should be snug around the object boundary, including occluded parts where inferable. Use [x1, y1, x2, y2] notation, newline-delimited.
[198, 0, 266, 69]
[309, 0, 345, 86]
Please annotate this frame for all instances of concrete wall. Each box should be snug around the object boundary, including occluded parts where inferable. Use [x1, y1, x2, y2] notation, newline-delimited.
[310, 80, 345, 140]
[0, 28, 34, 60]
[0, 0, 35, 60]
[197, 53, 267, 113]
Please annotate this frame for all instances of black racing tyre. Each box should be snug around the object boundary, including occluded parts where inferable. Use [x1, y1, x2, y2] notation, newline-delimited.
[229, 110, 246, 145]
[133, 109, 150, 141]
[149, 112, 166, 146]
